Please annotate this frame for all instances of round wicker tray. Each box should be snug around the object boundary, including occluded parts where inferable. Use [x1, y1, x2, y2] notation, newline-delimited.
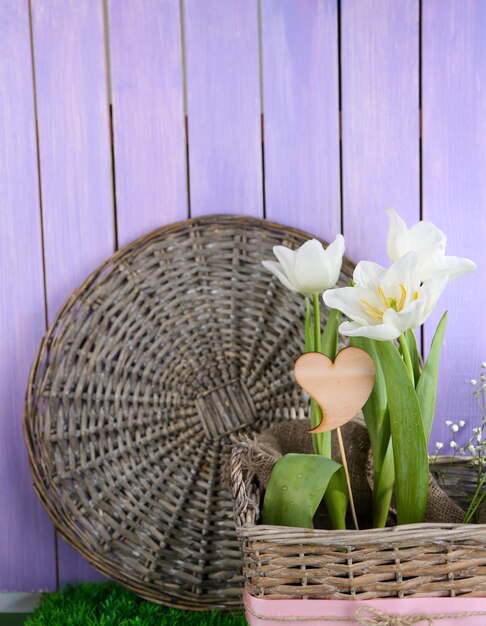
[23, 215, 355, 610]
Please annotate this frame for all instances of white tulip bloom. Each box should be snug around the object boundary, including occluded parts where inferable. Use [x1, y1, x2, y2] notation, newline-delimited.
[262, 235, 345, 296]
[386, 208, 476, 282]
[323, 252, 447, 341]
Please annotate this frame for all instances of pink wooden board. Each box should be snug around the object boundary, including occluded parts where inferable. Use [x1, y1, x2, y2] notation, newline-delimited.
[261, 0, 341, 240]
[422, 0, 486, 448]
[0, 0, 56, 591]
[184, 0, 263, 217]
[245, 591, 486, 626]
[30, 0, 114, 584]
[109, 0, 188, 247]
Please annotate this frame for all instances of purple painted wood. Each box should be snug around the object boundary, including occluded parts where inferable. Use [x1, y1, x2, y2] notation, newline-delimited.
[0, 0, 56, 591]
[109, 0, 188, 248]
[340, 0, 420, 266]
[261, 0, 340, 241]
[422, 0, 486, 448]
[31, 0, 114, 583]
[184, 0, 263, 217]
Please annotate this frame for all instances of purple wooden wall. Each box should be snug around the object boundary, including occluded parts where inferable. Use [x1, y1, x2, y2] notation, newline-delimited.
[0, 0, 484, 591]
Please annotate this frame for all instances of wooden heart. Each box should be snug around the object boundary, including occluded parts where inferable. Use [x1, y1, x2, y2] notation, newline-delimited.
[294, 347, 375, 433]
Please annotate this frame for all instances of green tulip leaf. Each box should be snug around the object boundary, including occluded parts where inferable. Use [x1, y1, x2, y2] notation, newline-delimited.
[404, 329, 422, 386]
[372, 437, 395, 528]
[350, 336, 391, 528]
[349, 337, 388, 469]
[323, 465, 348, 529]
[375, 340, 429, 525]
[262, 453, 342, 528]
[416, 312, 448, 442]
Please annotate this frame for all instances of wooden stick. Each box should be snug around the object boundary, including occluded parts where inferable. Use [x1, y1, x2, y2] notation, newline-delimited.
[336, 426, 359, 530]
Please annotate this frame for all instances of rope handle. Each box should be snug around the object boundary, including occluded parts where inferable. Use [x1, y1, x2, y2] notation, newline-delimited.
[230, 441, 259, 525]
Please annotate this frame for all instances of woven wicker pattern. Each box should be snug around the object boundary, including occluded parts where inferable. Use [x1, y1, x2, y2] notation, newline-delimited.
[23, 215, 355, 610]
[231, 444, 486, 599]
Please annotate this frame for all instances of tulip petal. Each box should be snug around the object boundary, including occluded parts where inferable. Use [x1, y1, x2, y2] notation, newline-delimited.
[262, 260, 298, 293]
[324, 234, 345, 286]
[420, 255, 476, 282]
[353, 260, 387, 291]
[382, 251, 419, 302]
[339, 320, 400, 341]
[323, 286, 377, 326]
[294, 239, 332, 293]
[382, 300, 424, 334]
[409, 220, 446, 257]
[386, 208, 410, 263]
[273, 245, 298, 289]
[416, 275, 448, 324]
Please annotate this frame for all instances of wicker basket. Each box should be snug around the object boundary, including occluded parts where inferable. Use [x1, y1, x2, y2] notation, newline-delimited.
[231, 443, 486, 600]
[23, 215, 355, 610]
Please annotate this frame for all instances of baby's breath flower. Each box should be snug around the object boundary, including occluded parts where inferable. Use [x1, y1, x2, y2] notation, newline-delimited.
[452, 424, 459, 432]
[482, 362, 486, 369]
[471, 379, 478, 386]
[450, 441, 458, 449]
[445, 420, 453, 427]
[468, 444, 476, 453]
[459, 420, 466, 427]
[435, 442, 444, 450]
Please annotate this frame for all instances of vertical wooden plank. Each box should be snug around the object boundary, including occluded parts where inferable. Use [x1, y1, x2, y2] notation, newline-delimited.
[109, 0, 188, 248]
[422, 0, 486, 447]
[0, 0, 56, 591]
[262, 0, 340, 241]
[31, 0, 114, 583]
[341, 0, 420, 265]
[184, 0, 263, 217]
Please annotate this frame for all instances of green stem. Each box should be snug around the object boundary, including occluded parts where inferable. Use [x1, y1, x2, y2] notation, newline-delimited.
[398, 333, 414, 385]
[312, 292, 324, 455]
[313, 293, 321, 353]
[464, 471, 486, 523]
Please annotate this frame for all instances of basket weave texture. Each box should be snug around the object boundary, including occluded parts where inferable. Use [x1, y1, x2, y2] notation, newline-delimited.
[231, 445, 486, 600]
[23, 215, 355, 610]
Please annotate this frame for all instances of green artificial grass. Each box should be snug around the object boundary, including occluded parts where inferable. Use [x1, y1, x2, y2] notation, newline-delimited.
[24, 583, 247, 626]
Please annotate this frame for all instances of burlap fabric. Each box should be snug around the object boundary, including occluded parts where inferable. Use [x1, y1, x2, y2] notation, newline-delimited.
[240, 417, 465, 528]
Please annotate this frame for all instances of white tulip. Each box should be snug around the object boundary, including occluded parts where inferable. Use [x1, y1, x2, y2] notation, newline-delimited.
[262, 235, 345, 296]
[386, 208, 476, 282]
[323, 251, 447, 341]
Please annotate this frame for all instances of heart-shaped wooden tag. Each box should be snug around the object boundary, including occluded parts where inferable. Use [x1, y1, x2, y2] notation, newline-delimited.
[294, 347, 375, 433]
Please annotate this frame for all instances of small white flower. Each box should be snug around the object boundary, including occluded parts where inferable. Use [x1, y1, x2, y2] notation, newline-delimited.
[262, 236, 345, 296]
[468, 444, 476, 453]
[451, 424, 459, 432]
[471, 379, 478, 386]
[477, 433, 483, 443]
[459, 420, 466, 427]
[482, 362, 486, 369]
[450, 441, 458, 449]
[435, 442, 444, 450]
[445, 420, 453, 426]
